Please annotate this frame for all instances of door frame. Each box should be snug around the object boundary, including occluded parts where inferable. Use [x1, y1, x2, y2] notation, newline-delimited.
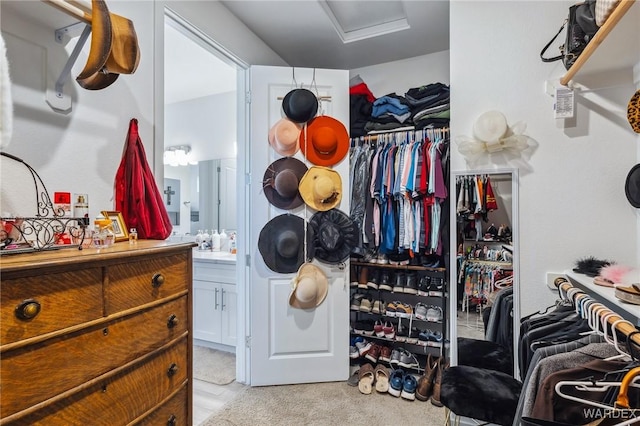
[155, 6, 250, 383]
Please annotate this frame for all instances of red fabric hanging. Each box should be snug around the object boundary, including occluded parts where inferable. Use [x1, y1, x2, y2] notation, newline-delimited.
[114, 118, 172, 240]
[485, 176, 498, 211]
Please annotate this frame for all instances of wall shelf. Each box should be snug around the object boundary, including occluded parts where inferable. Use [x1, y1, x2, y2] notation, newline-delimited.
[560, 0, 637, 86]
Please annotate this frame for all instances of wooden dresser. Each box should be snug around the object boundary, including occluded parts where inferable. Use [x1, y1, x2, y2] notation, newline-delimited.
[0, 240, 195, 425]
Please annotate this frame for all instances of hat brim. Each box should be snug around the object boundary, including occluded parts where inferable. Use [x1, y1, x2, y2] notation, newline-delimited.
[258, 214, 315, 273]
[289, 263, 328, 309]
[299, 116, 349, 167]
[77, 0, 113, 81]
[104, 13, 140, 74]
[76, 71, 120, 90]
[263, 157, 308, 210]
[268, 118, 301, 157]
[310, 208, 358, 264]
[625, 164, 640, 208]
[298, 166, 342, 211]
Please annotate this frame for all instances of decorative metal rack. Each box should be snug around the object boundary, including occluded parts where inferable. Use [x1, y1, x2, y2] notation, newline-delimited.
[0, 152, 87, 254]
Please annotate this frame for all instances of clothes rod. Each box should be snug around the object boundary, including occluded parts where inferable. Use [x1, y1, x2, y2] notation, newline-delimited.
[42, 0, 92, 24]
[556, 277, 640, 347]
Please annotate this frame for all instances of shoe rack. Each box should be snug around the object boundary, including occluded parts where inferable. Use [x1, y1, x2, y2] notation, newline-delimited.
[349, 259, 448, 373]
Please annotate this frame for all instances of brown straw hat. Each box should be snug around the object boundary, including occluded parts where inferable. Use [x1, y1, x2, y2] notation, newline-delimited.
[268, 118, 301, 157]
[298, 166, 342, 211]
[263, 157, 308, 210]
[258, 214, 315, 273]
[299, 116, 349, 166]
[288, 263, 328, 309]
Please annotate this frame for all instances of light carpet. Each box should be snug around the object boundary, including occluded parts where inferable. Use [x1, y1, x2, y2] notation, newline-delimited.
[193, 346, 236, 385]
[201, 381, 447, 426]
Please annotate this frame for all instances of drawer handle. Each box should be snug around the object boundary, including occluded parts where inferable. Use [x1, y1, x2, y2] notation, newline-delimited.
[167, 415, 177, 426]
[167, 314, 179, 329]
[167, 363, 179, 377]
[152, 273, 165, 288]
[15, 299, 41, 320]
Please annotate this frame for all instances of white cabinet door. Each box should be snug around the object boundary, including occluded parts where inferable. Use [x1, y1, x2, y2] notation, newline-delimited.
[220, 283, 237, 347]
[248, 66, 350, 385]
[193, 279, 222, 343]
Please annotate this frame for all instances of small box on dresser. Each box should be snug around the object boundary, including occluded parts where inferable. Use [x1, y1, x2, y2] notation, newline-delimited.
[0, 240, 196, 426]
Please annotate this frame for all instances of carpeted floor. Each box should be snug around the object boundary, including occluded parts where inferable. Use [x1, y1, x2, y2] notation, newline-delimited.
[201, 380, 448, 426]
[193, 346, 236, 385]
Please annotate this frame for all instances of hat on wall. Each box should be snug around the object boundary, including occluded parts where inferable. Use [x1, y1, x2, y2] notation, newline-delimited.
[298, 166, 342, 211]
[625, 163, 640, 208]
[268, 118, 301, 157]
[288, 262, 328, 309]
[627, 90, 640, 133]
[282, 88, 318, 124]
[309, 208, 358, 264]
[299, 116, 349, 167]
[473, 111, 508, 143]
[258, 214, 314, 273]
[263, 157, 308, 210]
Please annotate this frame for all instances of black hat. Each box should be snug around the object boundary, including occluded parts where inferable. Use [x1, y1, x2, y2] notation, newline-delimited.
[309, 208, 358, 264]
[263, 157, 308, 210]
[258, 214, 314, 273]
[626, 163, 640, 208]
[282, 88, 318, 123]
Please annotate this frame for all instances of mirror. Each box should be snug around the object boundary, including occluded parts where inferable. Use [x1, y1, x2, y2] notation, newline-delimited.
[163, 14, 238, 238]
[449, 169, 520, 378]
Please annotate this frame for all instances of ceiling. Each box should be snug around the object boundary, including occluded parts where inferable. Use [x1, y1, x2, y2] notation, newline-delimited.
[220, 0, 450, 70]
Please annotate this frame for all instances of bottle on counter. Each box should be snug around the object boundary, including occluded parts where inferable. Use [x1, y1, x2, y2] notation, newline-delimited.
[92, 215, 115, 248]
[129, 228, 138, 244]
[73, 194, 90, 226]
[229, 232, 237, 254]
[211, 229, 221, 252]
[220, 229, 228, 252]
[195, 230, 203, 246]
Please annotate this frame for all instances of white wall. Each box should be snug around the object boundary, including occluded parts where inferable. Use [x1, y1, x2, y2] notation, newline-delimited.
[350, 50, 450, 97]
[450, 1, 640, 315]
[0, 0, 285, 222]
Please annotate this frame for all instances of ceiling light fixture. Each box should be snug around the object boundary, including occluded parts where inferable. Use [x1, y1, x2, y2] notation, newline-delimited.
[318, 0, 410, 44]
[163, 145, 198, 167]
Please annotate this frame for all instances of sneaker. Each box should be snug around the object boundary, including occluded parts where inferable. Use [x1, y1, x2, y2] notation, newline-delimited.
[349, 339, 360, 359]
[398, 349, 420, 369]
[376, 254, 390, 265]
[350, 293, 364, 310]
[389, 348, 402, 367]
[367, 269, 380, 290]
[395, 326, 408, 343]
[388, 369, 405, 397]
[401, 374, 418, 401]
[353, 321, 367, 334]
[414, 302, 429, 320]
[374, 320, 385, 337]
[407, 328, 420, 345]
[392, 272, 405, 293]
[396, 303, 413, 319]
[383, 321, 396, 339]
[385, 301, 398, 317]
[426, 305, 443, 322]
[358, 267, 369, 289]
[372, 299, 386, 315]
[359, 295, 373, 313]
[365, 343, 381, 363]
[355, 338, 372, 356]
[427, 277, 444, 292]
[417, 275, 431, 296]
[379, 345, 392, 364]
[404, 272, 418, 294]
[378, 271, 392, 291]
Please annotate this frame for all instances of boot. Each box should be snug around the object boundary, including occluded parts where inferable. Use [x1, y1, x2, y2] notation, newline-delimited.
[358, 266, 369, 289]
[416, 354, 438, 401]
[430, 357, 449, 407]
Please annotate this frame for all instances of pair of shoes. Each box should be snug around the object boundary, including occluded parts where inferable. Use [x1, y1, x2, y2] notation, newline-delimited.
[388, 368, 418, 400]
[427, 277, 444, 292]
[355, 338, 372, 356]
[357, 363, 391, 394]
[395, 302, 413, 319]
[416, 354, 438, 401]
[382, 321, 395, 339]
[367, 269, 380, 290]
[371, 299, 386, 315]
[425, 305, 443, 322]
[357, 267, 369, 289]
[349, 337, 363, 359]
[418, 329, 443, 344]
[378, 271, 392, 291]
[389, 348, 419, 369]
[350, 293, 364, 310]
[365, 343, 383, 363]
[430, 357, 449, 406]
[404, 273, 418, 294]
[392, 272, 405, 292]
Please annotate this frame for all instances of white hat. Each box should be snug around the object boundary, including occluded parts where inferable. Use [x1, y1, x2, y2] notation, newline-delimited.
[473, 111, 508, 143]
[289, 263, 328, 309]
[268, 118, 301, 157]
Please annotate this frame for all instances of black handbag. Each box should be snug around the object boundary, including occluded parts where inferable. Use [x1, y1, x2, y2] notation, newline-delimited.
[540, 0, 599, 70]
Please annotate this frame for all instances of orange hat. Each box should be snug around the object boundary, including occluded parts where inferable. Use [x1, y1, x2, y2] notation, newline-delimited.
[268, 118, 301, 157]
[299, 116, 349, 167]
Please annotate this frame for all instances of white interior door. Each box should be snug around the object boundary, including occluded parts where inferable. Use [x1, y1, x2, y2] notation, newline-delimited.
[248, 66, 350, 385]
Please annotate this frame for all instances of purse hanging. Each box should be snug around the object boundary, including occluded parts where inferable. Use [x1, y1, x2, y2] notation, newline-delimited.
[540, 1, 599, 71]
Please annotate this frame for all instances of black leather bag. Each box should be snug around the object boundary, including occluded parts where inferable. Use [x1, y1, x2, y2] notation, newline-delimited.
[540, 0, 599, 70]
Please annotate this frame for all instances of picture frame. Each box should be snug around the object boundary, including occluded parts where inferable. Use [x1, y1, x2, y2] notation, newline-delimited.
[101, 211, 129, 242]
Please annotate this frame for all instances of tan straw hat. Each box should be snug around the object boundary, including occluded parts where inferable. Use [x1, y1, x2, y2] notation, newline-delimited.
[298, 166, 342, 211]
[268, 118, 301, 156]
[289, 263, 328, 309]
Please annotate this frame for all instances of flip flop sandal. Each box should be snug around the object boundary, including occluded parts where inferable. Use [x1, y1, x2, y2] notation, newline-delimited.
[358, 363, 375, 395]
[374, 364, 390, 393]
[347, 369, 360, 387]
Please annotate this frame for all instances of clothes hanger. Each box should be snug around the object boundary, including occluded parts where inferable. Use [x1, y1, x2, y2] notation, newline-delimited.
[554, 375, 640, 411]
[605, 318, 636, 361]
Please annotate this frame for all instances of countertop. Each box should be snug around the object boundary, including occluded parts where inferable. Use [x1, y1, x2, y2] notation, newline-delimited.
[192, 248, 237, 264]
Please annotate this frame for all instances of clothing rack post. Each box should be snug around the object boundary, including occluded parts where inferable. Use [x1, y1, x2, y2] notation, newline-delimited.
[555, 277, 640, 348]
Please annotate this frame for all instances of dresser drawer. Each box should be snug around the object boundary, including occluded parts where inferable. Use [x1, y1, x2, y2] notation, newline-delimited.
[0, 268, 103, 345]
[135, 385, 189, 426]
[4, 339, 188, 425]
[106, 253, 189, 313]
[1, 296, 188, 418]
